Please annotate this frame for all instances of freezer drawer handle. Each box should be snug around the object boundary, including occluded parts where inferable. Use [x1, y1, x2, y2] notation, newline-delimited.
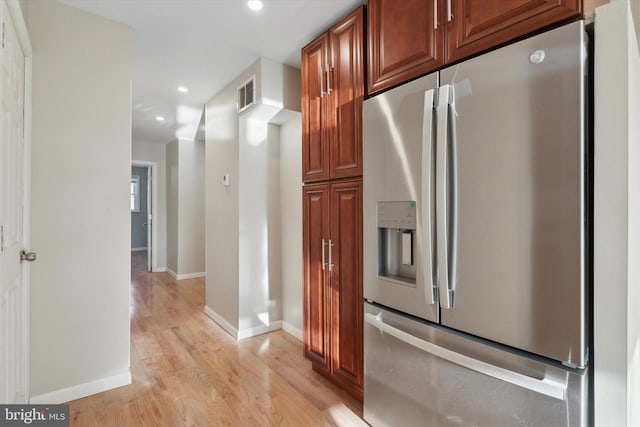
[365, 313, 568, 400]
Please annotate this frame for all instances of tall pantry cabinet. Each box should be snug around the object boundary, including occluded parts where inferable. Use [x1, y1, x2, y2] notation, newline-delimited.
[301, 6, 364, 400]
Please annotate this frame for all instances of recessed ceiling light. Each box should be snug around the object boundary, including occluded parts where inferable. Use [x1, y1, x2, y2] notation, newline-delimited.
[177, 86, 188, 93]
[155, 116, 165, 122]
[247, 0, 263, 11]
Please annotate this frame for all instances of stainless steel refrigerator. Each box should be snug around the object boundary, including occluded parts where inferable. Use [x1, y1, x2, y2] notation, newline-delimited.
[363, 21, 590, 426]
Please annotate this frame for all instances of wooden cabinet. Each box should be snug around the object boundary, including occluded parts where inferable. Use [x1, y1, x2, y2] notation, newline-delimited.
[367, 0, 443, 95]
[368, 0, 582, 95]
[302, 7, 364, 182]
[303, 180, 363, 400]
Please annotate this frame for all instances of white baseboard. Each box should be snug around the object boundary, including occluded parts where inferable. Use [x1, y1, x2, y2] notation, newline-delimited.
[238, 320, 282, 340]
[167, 268, 205, 280]
[30, 370, 131, 404]
[131, 247, 148, 252]
[203, 306, 283, 340]
[153, 267, 167, 273]
[204, 305, 238, 338]
[176, 272, 206, 280]
[282, 321, 303, 341]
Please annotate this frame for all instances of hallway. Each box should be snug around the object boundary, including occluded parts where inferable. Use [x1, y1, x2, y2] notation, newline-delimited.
[67, 252, 363, 426]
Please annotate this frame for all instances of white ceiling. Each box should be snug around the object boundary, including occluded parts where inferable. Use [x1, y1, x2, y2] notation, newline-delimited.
[59, 0, 363, 145]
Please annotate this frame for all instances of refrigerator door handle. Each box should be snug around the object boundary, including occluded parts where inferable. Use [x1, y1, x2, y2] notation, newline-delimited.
[436, 84, 453, 309]
[422, 89, 436, 305]
[365, 313, 568, 400]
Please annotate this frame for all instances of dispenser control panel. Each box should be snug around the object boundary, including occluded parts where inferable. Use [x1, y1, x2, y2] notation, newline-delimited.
[377, 202, 416, 230]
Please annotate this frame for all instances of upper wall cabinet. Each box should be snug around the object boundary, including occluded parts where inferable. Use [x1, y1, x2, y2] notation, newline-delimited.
[302, 7, 364, 182]
[367, 0, 444, 96]
[368, 0, 581, 95]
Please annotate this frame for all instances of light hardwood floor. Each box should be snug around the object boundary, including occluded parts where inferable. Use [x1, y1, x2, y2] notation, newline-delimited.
[67, 252, 365, 426]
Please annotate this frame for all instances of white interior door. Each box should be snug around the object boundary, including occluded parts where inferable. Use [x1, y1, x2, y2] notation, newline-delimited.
[146, 166, 152, 272]
[0, 0, 30, 404]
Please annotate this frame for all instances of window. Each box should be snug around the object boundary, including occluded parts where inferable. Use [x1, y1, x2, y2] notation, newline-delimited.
[131, 176, 140, 212]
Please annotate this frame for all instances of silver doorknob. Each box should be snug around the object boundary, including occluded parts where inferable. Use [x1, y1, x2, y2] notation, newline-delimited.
[20, 250, 37, 263]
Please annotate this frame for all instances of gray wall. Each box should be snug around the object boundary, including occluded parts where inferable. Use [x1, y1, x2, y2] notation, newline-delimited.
[28, 0, 131, 399]
[130, 166, 148, 249]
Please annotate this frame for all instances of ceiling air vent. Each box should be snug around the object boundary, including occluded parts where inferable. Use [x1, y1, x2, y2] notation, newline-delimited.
[237, 76, 256, 113]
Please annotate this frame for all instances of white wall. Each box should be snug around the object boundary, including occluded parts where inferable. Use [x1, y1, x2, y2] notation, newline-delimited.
[165, 137, 205, 278]
[280, 116, 303, 338]
[594, 1, 640, 425]
[28, 0, 131, 400]
[205, 58, 301, 339]
[166, 139, 179, 274]
[177, 138, 205, 276]
[204, 61, 256, 332]
[132, 140, 167, 270]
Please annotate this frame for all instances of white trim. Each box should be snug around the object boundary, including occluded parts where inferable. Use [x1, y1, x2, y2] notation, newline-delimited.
[131, 160, 158, 272]
[282, 321, 303, 341]
[131, 247, 148, 252]
[177, 272, 206, 280]
[30, 370, 131, 404]
[7, 0, 32, 404]
[238, 320, 282, 340]
[166, 267, 177, 279]
[154, 266, 167, 273]
[166, 268, 205, 280]
[7, 0, 32, 56]
[204, 306, 238, 338]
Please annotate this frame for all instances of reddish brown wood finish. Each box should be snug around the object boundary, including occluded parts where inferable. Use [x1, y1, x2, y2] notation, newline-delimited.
[367, 0, 443, 96]
[303, 184, 331, 371]
[329, 9, 364, 180]
[302, 180, 364, 401]
[329, 180, 363, 398]
[302, 35, 330, 182]
[302, 7, 364, 182]
[367, 0, 582, 95]
[446, 0, 582, 63]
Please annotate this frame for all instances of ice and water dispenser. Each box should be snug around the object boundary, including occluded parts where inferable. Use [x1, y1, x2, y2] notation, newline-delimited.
[377, 202, 417, 287]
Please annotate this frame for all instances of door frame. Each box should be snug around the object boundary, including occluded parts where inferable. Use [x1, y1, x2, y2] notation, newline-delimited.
[131, 161, 157, 272]
[5, 0, 32, 403]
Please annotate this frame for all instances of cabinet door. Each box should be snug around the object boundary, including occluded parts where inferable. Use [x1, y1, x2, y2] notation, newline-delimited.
[303, 184, 331, 370]
[330, 180, 363, 397]
[328, 7, 364, 180]
[368, 0, 443, 96]
[302, 35, 330, 182]
[446, 0, 581, 63]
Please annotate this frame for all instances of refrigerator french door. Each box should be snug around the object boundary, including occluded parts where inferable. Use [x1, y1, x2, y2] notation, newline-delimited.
[363, 20, 589, 426]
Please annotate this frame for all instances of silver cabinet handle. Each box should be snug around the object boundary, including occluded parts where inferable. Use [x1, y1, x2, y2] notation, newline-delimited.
[422, 89, 436, 306]
[326, 63, 332, 94]
[436, 84, 452, 309]
[20, 250, 37, 263]
[328, 239, 334, 272]
[322, 239, 327, 271]
[434, 0, 438, 29]
[365, 313, 567, 400]
[447, 0, 453, 21]
[319, 65, 325, 97]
